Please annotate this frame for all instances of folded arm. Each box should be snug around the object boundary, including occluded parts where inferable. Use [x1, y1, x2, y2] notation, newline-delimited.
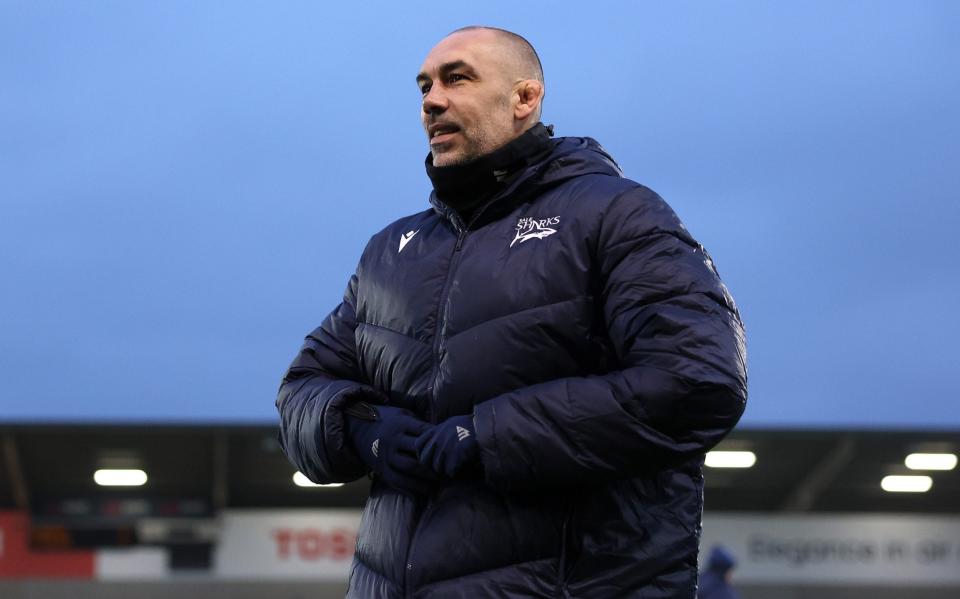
[276, 274, 383, 484]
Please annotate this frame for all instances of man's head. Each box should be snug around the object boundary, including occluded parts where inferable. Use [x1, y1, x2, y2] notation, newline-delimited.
[706, 545, 737, 583]
[417, 26, 545, 167]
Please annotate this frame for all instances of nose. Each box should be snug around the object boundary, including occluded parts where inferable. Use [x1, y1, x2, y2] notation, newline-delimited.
[422, 85, 448, 116]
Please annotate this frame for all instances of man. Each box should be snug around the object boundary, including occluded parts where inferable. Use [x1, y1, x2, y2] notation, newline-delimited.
[277, 26, 747, 598]
[696, 546, 741, 599]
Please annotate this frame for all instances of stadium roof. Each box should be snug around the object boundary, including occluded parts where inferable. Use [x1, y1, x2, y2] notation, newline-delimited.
[2, 424, 957, 520]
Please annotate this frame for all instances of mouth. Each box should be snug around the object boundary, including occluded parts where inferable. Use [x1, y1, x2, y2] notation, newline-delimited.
[428, 123, 460, 145]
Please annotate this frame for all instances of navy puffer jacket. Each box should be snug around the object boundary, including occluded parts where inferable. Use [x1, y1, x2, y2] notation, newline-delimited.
[277, 135, 747, 598]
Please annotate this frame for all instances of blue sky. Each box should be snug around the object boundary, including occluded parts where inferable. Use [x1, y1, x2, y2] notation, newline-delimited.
[1, 2, 958, 426]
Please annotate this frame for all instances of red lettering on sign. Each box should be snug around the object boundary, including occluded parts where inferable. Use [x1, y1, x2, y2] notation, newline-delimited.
[0, 511, 94, 578]
[272, 527, 355, 561]
[272, 528, 293, 559]
[297, 529, 323, 559]
[329, 529, 352, 560]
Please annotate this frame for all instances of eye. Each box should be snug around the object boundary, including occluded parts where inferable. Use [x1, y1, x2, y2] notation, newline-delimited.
[419, 82, 432, 95]
[448, 73, 467, 84]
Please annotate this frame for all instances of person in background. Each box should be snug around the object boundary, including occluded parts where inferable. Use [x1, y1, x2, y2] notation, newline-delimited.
[697, 545, 741, 599]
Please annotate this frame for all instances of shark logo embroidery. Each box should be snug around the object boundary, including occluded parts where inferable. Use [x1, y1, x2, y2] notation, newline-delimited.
[398, 229, 419, 253]
[510, 216, 560, 248]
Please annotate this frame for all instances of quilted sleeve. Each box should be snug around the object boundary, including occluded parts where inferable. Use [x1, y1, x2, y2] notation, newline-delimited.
[276, 273, 384, 484]
[472, 185, 748, 491]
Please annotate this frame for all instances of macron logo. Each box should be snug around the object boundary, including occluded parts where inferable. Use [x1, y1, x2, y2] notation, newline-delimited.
[456, 426, 471, 442]
[371, 439, 379, 457]
[510, 216, 560, 247]
[399, 229, 419, 253]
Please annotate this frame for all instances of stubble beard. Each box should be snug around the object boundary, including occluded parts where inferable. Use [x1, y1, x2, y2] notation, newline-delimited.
[431, 126, 489, 167]
[431, 95, 513, 167]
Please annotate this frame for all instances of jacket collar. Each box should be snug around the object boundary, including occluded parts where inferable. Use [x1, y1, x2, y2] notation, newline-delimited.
[427, 126, 624, 232]
[426, 123, 554, 228]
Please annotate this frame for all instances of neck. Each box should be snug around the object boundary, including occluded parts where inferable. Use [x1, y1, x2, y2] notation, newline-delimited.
[426, 122, 554, 223]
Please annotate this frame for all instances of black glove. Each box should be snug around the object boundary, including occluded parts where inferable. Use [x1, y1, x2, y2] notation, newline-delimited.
[414, 414, 480, 478]
[344, 403, 442, 496]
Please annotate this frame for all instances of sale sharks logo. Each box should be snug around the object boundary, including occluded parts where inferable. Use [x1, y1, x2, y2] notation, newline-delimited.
[510, 216, 560, 248]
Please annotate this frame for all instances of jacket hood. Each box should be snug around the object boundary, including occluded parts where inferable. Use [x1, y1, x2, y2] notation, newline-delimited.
[539, 135, 624, 185]
[429, 133, 623, 230]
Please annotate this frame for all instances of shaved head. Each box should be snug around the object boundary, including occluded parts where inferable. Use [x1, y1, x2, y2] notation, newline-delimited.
[449, 26, 544, 86]
[418, 27, 547, 166]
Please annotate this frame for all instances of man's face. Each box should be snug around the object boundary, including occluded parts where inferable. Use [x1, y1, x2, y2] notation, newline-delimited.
[417, 30, 519, 167]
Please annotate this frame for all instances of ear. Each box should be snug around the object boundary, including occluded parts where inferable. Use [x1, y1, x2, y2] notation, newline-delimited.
[514, 79, 544, 120]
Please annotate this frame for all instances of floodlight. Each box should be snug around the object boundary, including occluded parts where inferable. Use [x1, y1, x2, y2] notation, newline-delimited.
[93, 469, 148, 487]
[293, 471, 343, 488]
[705, 451, 756, 468]
[881, 475, 932, 493]
[905, 453, 957, 471]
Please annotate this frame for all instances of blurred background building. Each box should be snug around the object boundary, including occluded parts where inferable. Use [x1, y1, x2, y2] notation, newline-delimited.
[2, 425, 957, 598]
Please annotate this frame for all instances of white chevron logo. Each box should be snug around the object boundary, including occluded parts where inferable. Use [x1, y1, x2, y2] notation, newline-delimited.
[371, 438, 379, 457]
[456, 426, 471, 441]
[399, 229, 419, 253]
